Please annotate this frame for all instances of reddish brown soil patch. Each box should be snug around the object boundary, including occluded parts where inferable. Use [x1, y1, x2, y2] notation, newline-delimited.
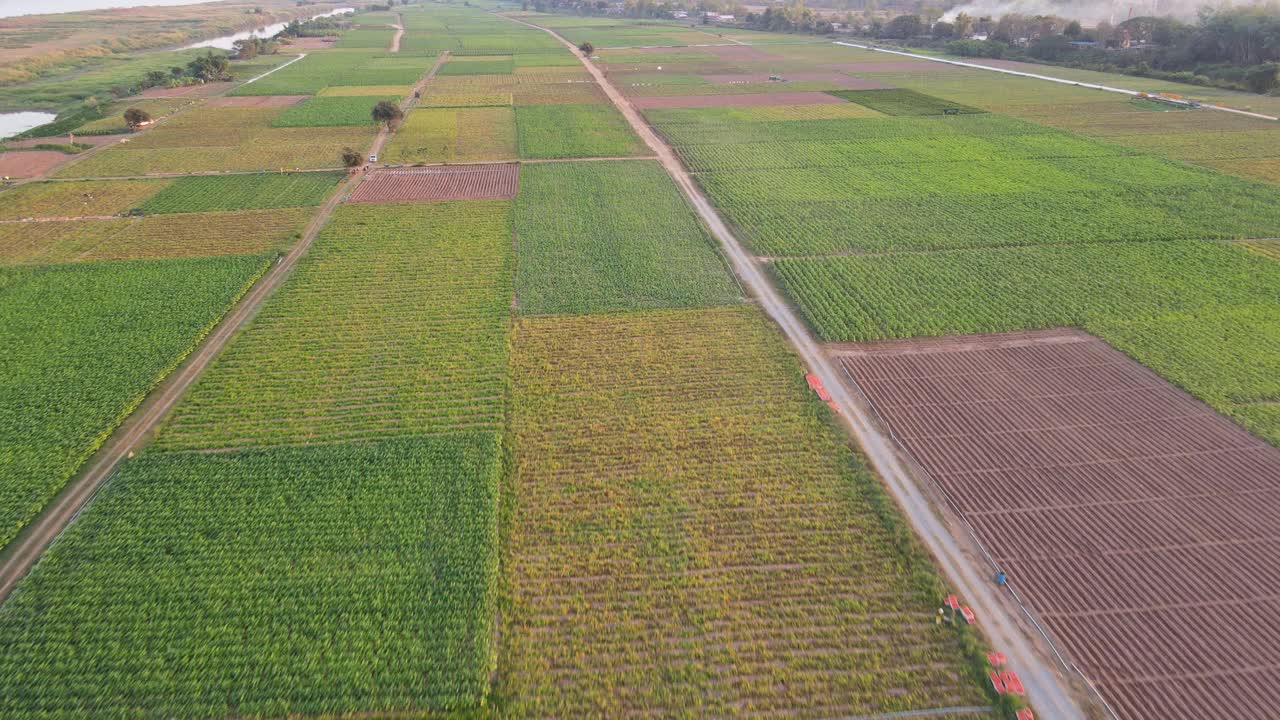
[703, 45, 780, 61]
[701, 72, 895, 89]
[349, 164, 519, 203]
[206, 95, 308, 108]
[0, 151, 73, 178]
[633, 91, 847, 109]
[139, 82, 233, 98]
[831, 328, 1280, 720]
[4, 134, 124, 149]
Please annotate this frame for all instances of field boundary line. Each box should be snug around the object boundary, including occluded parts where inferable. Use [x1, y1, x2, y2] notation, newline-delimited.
[832, 40, 1279, 122]
[0, 53, 451, 605]
[501, 11, 1091, 720]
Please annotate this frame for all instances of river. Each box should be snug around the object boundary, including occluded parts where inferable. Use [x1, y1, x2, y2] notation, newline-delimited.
[0, 111, 58, 140]
[182, 7, 353, 50]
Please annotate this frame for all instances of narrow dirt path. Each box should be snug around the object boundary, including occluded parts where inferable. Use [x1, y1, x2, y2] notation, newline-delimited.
[501, 13, 1093, 720]
[390, 14, 404, 53]
[0, 52, 452, 604]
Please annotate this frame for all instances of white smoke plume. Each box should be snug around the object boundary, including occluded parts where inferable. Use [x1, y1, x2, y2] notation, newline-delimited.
[941, 0, 1260, 25]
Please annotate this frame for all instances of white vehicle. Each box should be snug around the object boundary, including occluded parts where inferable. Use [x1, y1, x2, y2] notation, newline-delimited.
[368, 154, 377, 163]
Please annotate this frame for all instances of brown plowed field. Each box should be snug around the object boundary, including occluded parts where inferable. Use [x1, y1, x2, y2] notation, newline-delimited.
[633, 91, 848, 109]
[830, 328, 1280, 720]
[349, 164, 518, 203]
[206, 95, 308, 107]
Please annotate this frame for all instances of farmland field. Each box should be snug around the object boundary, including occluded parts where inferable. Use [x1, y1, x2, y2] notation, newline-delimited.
[0, 433, 502, 717]
[649, 111, 1280, 255]
[515, 103, 645, 158]
[515, 160, 741, 314]
[0, 254, 269, 550]
[14, 3, 1280, 719]
[381, 106, 517, 163]
[0, 208, 307, 264]
[770, 241, 1280, 342]
[271, 95, 399, 127]
[502, 307, 990, 716]
[832, 330, 1280, 720]
[154, 201, 513, 451]
[0, 179, 168, 219]
[137, 172, 342, 214]
[350, 165, 519, 202]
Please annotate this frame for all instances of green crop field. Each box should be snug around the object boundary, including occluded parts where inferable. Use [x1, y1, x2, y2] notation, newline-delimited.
[515, 103, 645, 158]
[138, 172, 342, 214]
[0, 433, 502, 717]
[230, 52, 426, 96]
[649, 111, 1280, 255]
[0, 254, 269, 550]
[515, 160, 740, 314]
[271, 95, 399, 127]
[334, 27, 396, 48]
[1092, 305, 1280, 446]
[155, 201, 514, 451]
[381, 106, 516, 162]
[770, 240, 1280, 342]
[503, 306, 990, 716]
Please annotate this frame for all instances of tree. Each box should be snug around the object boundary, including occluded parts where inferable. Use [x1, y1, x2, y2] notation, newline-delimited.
[953, 12, 972, 38]
[143, 70, 168, 87]
[932, 20, 954, 39]
[881, 14, 923, 39]
[340, 147, 363, 167]
[1245, 63, 1279, 93]
[170, 66, 186, 79]
[1064, 20, 1082, 38]
[578, 41, 594, 54]
[123, 107, 152, 130]
[187, 51, 230, 82]
[233, 38, 259, 60]
[371, 100, 403, 128]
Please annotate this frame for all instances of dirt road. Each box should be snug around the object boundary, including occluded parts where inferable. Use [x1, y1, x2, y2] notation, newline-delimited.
[390, 14, 404, 53]
[0, 52, 451, 604]
[503, 13, 1092, 720]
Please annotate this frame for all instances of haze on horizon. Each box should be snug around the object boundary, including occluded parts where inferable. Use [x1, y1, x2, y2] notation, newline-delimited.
[0, 0, 220, 19]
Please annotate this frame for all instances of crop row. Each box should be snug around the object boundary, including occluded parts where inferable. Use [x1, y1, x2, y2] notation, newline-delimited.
[382, 106, 517, 163]
[515, 104, 645, 159]
[0, 433, 502, 717]
[0, 254, 270, 550]
[770, 240, 1280, 342]
[138, 172, 342, 214]
[502, 306, 988, 716]
[514, 160, 740, 314]
[155, 200, 514, 452]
